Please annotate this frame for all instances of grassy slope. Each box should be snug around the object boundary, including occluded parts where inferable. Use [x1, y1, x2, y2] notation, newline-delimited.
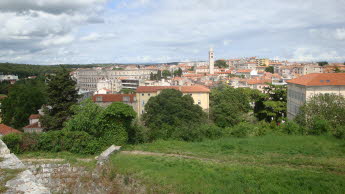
[109, 135, 345, 193]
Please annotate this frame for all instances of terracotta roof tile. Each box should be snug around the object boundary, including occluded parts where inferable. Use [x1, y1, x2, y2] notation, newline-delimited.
[136, 85, 210, 93]
[29, 114, 41, 119]
[23, 122, 42, 129]
[286, 73, 345, 86]
[0, 124, 22, 135]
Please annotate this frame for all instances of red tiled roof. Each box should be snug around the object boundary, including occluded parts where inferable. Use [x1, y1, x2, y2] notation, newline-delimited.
[247, 79, 271, 85]
[286, 73, 345, 86]
[23, 122, 42, 129]
[136, 85, 210, 93]
[92, 94, 136, 103]
[0, 124, 22, 135]
[236, 69, 252, 73]
[29, 114, 41, 119]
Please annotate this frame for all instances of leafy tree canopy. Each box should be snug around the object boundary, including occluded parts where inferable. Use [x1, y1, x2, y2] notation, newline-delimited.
[215, 60, 228, 68]
[210, 85, 252, 128]
[142, 89, 207, 140]
[317, 61, 329, 66]
[254, 84, 287, 123]
[265, 66, 274, 74]
[1, 79, 47, 129]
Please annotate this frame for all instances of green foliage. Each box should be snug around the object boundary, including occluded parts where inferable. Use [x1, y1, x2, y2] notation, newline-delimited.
[210, 85, 251, 128]
[0, 81, 12, 95]
[64, 99, 104, 137]
[173, 68, 183, 77]
[65, 100, 136, 146]
[226, 122, 257, 137]
[142, 89, 207, 141]
[4, 130, 102, 155]
[127, 120, 150, 144]
[280, 121, 303, 135]
[1, 79, 47, 128]
[120, 88, 135, 94]
[2, 133, 22, 154]
[265, 66, 274, 73]
[254, 84, 287, 123]
[41, 66, 79, 131]
[307, 117, 331, 135]
[317, 61, 329, 66]
[295, 93, 345, 130]
[332, 125, 345, 139]
[162, 70, 172, 79]
[215, 60, 227, 68]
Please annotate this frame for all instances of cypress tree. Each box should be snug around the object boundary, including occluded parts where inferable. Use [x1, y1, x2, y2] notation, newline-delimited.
[41, 66, 79, 131]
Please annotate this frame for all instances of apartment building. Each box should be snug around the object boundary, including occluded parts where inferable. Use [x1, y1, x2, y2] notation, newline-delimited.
[136, 85, 210, 116]
[286, 73, 345, 120]
[75, 68, 158, 92]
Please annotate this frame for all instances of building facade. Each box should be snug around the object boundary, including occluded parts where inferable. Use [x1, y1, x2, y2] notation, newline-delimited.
[286, 73, 345, 120]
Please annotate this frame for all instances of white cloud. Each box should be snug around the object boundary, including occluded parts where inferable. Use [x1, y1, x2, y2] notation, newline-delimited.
[80, 32, 117, 41]
[335, 28, 345, 40]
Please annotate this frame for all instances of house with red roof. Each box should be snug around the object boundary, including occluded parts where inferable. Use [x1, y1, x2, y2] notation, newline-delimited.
[0, 124, 22, 136]
[286, 73, 345, 119]
[23, 114, 43, 133]
[92, 94, 137, 112]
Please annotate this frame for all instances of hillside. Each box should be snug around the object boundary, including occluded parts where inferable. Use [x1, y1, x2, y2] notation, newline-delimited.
[108, 135, 345, 193]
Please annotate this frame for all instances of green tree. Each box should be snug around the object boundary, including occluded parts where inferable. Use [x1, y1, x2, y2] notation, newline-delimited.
[317, 61, 328, 66]
[2, 79, 47, 128]
[40, 67, 80, 131]
[63, 99, 104, 137]
[120, 88, 135, 94]
[162, 70, 172, 79]
[215, 60, 228, 68]
[265, 66, 274, 73]
[142, 89, 207, 140]
[174, 68, 183, 77]
[210, 85, 251, 128]
[254, 84, 287, 123]
[295, 93, 345, 129]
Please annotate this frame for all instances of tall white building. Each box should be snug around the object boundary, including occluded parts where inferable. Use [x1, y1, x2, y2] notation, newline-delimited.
[209, 48, 215, 74]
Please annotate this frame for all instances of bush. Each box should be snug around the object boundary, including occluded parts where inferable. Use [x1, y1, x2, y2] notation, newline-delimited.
[227, 122, 257, 138]
[280, 121, 303, 135]
[332, 125, 345, 139]
[252, 121, 272, 136]
[99, 124, 128, 147]
[128, 121, 149, 144]
[20, 133, 40, 152]
[2, 133, 22, 154]
[308, 117, 331, 135]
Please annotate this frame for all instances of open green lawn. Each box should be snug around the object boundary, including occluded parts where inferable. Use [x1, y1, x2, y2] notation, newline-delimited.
[109, 135, 345, 193]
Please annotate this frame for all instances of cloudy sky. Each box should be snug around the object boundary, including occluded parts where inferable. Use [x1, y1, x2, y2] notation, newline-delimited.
[0, 0, 344, 64]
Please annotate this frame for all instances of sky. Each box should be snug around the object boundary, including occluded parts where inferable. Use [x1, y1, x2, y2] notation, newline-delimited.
[0, 0, 344, 65]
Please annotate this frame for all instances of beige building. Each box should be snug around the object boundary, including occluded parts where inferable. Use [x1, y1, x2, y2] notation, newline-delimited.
[136, 85, 210, 116]
[286, 73, 345, 120]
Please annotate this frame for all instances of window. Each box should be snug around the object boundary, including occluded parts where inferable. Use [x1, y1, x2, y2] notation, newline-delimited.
[148, 93, 151, 96]
[142, 100, 145, 105]
[142, 93, 144, 96]
[198, 100, 201, 105]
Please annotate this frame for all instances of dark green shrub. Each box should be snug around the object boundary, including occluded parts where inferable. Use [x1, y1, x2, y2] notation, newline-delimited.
[252, 121, 272, 136]
[280, 121, 303, 135]
[21, 133, 40, 152]
[128, 121, 149, 144]
[227, 122, 256, 138]
[61, 131, 94, 154]
[332, 125, 345, 139]
[308, 117, 331, 135]
[2, 133, 22, 154]
[38, 131, 64, 152]
[99, 124, 128, 147]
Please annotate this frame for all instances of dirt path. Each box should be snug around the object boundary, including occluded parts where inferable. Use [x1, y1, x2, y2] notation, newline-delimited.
[121, 150, 220, 163]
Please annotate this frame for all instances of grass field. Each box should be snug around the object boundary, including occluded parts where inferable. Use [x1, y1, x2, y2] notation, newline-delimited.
[109, 135, 345, 193]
